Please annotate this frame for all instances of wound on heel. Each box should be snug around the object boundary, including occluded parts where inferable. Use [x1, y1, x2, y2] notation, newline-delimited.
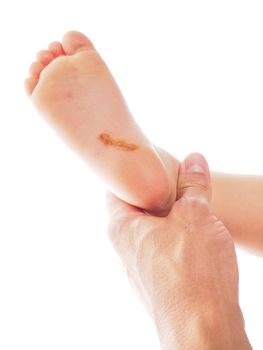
[98, 133, 139, 151]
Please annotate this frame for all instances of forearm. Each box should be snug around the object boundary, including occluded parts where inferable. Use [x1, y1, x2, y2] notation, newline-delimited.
[211, 172, 263, 252]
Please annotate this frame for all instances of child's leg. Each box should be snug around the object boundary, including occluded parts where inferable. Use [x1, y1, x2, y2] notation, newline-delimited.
[25, 31, 180, 215]
[211, 173, 263, 252]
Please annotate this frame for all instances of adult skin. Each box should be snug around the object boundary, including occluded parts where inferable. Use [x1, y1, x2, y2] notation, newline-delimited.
[107, 153, 252, 350]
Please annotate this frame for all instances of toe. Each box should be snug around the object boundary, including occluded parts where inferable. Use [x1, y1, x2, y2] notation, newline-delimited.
[24, 76, 38, 96]
[48, 41, 65, 57]
[62, 31, 94, 55]
[36, 50, 54, 66]
[29, 61, 45, 78]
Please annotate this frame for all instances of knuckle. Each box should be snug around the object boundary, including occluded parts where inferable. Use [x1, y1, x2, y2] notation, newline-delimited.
[187, 197, 209, 210]
[183, 172, 207, 186]
[179, 172, 208, 191]
[174, 197, 211, 228]
[182, 181, 208, 194]
[181, 197, 209, 218]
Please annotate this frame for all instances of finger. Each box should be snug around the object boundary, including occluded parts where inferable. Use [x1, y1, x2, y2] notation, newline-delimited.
[176, 153, 212, 205]
[105, 191, 145, 264]
[105, 191, 143, 219]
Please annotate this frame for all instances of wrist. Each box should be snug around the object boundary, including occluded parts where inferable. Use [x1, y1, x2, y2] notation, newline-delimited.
[156, 302, 252, 350]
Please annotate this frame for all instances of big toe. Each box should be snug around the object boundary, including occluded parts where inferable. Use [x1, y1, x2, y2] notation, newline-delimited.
[62, 31, 95, 55]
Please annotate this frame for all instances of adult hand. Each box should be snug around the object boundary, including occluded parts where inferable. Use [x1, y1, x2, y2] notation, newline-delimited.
[106, 153, 251, 350]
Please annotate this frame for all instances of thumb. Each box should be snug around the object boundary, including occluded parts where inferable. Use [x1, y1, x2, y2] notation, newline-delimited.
[177, 153, 212, 205]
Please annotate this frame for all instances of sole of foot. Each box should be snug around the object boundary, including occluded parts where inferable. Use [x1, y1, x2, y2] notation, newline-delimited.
[25, 31, 180, 216]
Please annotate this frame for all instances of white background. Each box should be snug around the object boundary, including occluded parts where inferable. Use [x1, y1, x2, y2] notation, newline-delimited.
[1, 0, 263, 348]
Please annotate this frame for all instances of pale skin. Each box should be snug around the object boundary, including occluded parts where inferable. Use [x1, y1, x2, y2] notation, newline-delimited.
[25, 31, 263, 253]
[24, 30, 259, 345]
[107, 153, 252, 349]
[25, 31, 179, 217]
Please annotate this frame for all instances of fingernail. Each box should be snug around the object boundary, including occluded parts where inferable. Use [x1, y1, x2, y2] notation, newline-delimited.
[186, 164, 205, 174]
[184, 154, 207, 174]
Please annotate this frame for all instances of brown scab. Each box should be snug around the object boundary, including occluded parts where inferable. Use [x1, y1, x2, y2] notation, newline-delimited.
[98, 133, 139, 151]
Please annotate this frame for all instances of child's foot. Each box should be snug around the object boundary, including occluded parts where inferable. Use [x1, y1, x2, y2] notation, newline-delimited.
[25, 31, 180, 215]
